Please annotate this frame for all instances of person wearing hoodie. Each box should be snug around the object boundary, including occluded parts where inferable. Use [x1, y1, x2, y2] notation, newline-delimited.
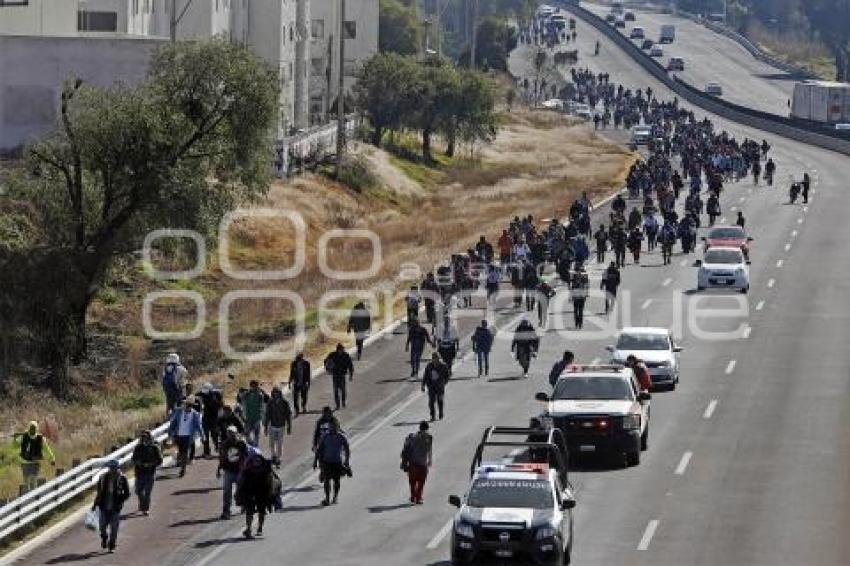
[15, 421, 55, 490]
[161, 353, 188, 416]
[92, 460, 130, 552]
[347, 302, 372, 360]
[131, 430, 162, 515]
[168, 397, 204, 478]
[263, 387, 292, 467]
[289, 353, 312, 417]
[197, 382, 223, 457]
[217, 427, 247, 520]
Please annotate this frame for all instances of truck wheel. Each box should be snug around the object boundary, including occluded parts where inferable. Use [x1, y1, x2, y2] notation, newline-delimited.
[627, 450, 641, 466]
[641, 428, 649, 451]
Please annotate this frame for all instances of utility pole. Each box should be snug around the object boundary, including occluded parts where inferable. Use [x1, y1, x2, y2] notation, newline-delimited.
[470, 0, 478, 68]
[335, 0, 346, 174]
[170, 0, 195, 42]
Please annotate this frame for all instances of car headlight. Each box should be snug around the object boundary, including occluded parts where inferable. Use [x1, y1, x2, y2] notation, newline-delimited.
[455, 521, 474, 539]
[535, 526, 558, 540]
[622, 413, 641, 430]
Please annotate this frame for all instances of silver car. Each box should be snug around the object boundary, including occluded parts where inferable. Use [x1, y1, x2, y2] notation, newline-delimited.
[606, 327, 682, 390]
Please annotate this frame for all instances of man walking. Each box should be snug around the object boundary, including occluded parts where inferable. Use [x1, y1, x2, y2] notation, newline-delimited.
[168, 397, 204, 478]
[197, 383, 223, 457]
[548, 351, 575, 388]
[241, 381, 267, 447]
[406, 319, 434, 378]
[347, 301, 372, 360]
[216, 426, 247, 520]
[92, 460, 130, 553]
[401, 422, 433, 504]
[289, 352, 311, 417]
[471, 320, 494, 378]
[571, 266, 589, 329]
[130, 430, 162, 516]
[315, 420, 350, 506]
[15, 421, 55, 490]
[435, 313, 460, 376]
[421, 353, 450, 421]
[161, 353, 188, 416]
[324, 344, 355, 410]
[264, 386, 292, 468]
[601, 261, 621, 314]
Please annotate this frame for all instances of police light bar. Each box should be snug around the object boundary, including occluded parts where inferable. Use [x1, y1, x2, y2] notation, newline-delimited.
[566, 364, 625, 373]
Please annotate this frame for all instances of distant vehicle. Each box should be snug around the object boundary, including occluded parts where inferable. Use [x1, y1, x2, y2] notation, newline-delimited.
[540, 98, 565, 111]
[624, 11, 636, 21]
[449, 427, 576, 565]
[667, 56, 685, 71]
[536, 365, 651, 467]
[790, 80, 850, 125]
[704, 82, 724, 96]
[615, 17, 626, 28]
[702, 225, 753, 261]
[649, 45, 663, 57]
[538, 5, 556, 18]
[606, 328, 682, 391]
[837, 123, 850, 130]
[631, 125, 652, 145]
[641, 39, 654, 50]
[611, 1, 624, 14]
[695, 247, 750, 293]
[572, 103, 594, 120]
[605, 13, 616, 23]
[707, 13, 726, 22]
[629, 27, 645, 39]
[659, 24, 676, 43]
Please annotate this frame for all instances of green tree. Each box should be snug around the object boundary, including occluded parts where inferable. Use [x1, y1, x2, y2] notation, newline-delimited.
[379, 0, 421, 55]
[463, 16, 517, 71]
[411, 61, 461, 161]
[354, 53, 421, 146]
[3, 39, 278, 396]
[441, 70, 499, 157]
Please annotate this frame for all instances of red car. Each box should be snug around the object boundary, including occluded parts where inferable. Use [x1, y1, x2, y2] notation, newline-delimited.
[702, 225, 753, 261]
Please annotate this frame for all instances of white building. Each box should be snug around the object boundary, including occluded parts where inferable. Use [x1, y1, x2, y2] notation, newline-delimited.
[0, 0, 343, 150]
[308, 0, 378, 124]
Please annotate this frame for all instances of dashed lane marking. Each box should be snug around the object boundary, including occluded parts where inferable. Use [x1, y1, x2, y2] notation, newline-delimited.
[776, 260, 784, 268]
[725, 360, 737, 374]
[755, 300, 765, 311]
[662, 277, 672, 287]
[675, 452, 693, 475]
[426, 520, 454, 550]
[641, 299, 652, 310]
[784, 243, 792, 252]
[638, 520, 660, 551]
[767, 278, 775, 288]
[703, 400, 718, 419]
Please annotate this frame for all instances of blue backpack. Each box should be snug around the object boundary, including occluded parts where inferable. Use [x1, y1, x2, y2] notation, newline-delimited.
[162, 365, 180, 395]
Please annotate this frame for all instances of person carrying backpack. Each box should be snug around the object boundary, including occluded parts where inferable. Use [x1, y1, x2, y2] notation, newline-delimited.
[130, 430, 162, 516]
[92, 460, 130, 553]
[400, 421, 433, 505]
[14, 421, 55, 490]
[161, 353, 188, 416]
[314, 420, 351, 506]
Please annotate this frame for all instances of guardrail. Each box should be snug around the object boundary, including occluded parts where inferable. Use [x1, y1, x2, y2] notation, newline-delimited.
[0, 421, 170, 543]
[274, 117, 358, 178]
[565, 2, 850, 156]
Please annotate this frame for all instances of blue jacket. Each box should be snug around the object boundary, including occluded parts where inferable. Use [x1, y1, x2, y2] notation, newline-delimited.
[168, 408, 204, 439]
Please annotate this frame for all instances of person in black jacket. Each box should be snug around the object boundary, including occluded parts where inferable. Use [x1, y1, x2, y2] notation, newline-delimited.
[92, 460, 130, 552]
[421, 353, 450, 421]
[264, 386, 292, 467]
[324, 344, 354, 410]
[216, 405, 245, 437]
[289, 352, 311, 416]
[406, 319, 435, 378]
[130, 430, 162, 515]
[601, 262, 621, 314]
[217, 428, 247, 520]
[347, 302, 372, 360]
[197, 383, 223, 457]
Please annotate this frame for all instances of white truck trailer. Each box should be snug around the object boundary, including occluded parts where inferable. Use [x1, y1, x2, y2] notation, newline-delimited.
[791, 81, 850, 124]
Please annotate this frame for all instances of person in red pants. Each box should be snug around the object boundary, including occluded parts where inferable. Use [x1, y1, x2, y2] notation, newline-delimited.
[401, 421, 433, 504]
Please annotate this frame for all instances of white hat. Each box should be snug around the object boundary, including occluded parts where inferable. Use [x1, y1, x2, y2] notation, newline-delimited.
[201, 382, 213, 393]
[166, 353, 180, 365]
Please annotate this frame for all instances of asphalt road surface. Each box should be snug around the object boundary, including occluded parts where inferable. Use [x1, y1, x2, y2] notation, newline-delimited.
[11, 9, 850, 566]
[584, 3, 797, 116]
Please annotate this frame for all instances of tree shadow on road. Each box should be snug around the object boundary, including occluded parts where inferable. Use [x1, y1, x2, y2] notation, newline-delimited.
[45, 551, 103, 563]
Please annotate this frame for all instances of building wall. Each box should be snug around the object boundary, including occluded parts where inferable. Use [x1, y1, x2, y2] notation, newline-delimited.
[0, 0, 79, 36]
[308, 0, 377, 125]
[0, 35, 163, 152]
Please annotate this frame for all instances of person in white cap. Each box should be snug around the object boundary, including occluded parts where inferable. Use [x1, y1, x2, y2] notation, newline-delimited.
[161, 353, 188, 416]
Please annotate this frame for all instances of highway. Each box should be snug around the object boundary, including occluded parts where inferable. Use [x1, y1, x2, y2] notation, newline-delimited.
[584, 3, 797, 116]
[11, 6, 850, 566]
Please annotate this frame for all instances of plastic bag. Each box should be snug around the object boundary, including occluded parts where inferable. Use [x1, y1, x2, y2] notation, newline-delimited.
[84, 509, 99, 531]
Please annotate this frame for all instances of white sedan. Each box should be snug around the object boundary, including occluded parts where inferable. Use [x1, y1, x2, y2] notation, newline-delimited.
[696, 247, 750, 293]
[606, 327, 682, 391]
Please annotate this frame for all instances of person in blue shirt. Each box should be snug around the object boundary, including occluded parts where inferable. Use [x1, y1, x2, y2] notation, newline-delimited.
[168, 398, 204, 478]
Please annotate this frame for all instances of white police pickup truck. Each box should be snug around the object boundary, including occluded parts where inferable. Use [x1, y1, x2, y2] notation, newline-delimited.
[535, 365, 650, 467]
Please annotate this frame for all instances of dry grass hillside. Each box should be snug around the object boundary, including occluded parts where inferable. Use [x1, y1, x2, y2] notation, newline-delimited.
[0, 108, 635, 498]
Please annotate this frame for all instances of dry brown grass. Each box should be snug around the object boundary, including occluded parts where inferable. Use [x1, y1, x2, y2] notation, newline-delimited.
[745, 21, 836, 80]
[0, 108, 634, 498]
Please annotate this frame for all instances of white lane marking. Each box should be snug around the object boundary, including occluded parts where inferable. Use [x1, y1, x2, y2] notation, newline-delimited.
[725, 360, 737, 374]
[784, 243, 792, 252]
[742, 325, 752, 339]
[703, 400, 718, 419]
[730, 206, 737, 212]
[662, 277, 672, 287]
[767, 278, 775, 288]
[739, 196, 745, 202]
[679, 259, 688, 267]
[720, 217, 727, 224]
[638, 520, 660, 551]
[755, 300, 765, 311]
[641, 299, 653, 310]
[675, 451, 693, 475]
[791, 230, 798, 238]
[797, 217, 804, 224]
[590, 357, 601, 365]
[803, 206, 809, 213]
[427, 519, 454, 550]
[776, 259, 784, 268]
